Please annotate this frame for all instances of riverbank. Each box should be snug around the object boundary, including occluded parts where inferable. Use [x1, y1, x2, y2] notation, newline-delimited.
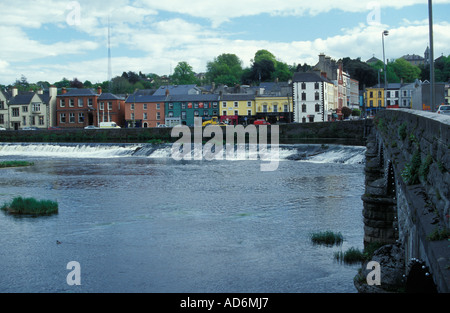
[0, 120, 372, 146]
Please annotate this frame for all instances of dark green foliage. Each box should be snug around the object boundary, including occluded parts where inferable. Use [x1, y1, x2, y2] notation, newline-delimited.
[398, 122, 407, 140]
[310, 231, 343, 246]
[1, 197, 58, 215]
[0, 161, 34, 168]
[401, 149, 422, 185]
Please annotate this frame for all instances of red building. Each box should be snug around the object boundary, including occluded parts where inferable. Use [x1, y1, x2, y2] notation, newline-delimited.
[56, 87, 125, 128]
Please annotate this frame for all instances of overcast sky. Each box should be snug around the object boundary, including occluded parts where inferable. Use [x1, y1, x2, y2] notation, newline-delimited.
[1, 0, 450, 85]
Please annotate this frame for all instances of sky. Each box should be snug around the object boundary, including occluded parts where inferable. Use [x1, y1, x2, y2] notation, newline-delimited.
[1, 0, 450, 86]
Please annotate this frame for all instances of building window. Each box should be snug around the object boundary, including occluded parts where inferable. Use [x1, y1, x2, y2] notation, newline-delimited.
[213, 102, 218, 108]
[204, 111, 209, 117]
[223, 110, 227, 116]
[369, 91, 373, 98]
[60, 99, 65, 107]
[30, 116, 36, 125]
[263, 105, 268, 112]
[100, 102, 104, 110]
[181, 103, 186, 109]
[302, 104, 307, 113]
[181, 111, 186, 120]
[315, 104, 320, 112]
[143, 113, 148, 120]
[315, 92, 320, 101]
[78, 98, 83, 107]
[69, 113, 75, 123]
[222, 102, 227, 108]
[60, 113, 66, 123]
[314, 82, 319, 89]
[0, 101, 5, 110]
[247, 101, 252, 107]
[301, 83, 306, 90]
[156, 112, 160, 120]
[131, 113, 135, 120]
[39, 116, 44, 125]
[156, 103, 160, 110]
[204, 103, 209, 109]
[0, 114, 4, 124]
[194, 110, 199, 116]
[302, 117, 306, 123]
[108, 102, 113, 111]
[369, 100, 373, 107]
[23, 116, 27, 126]
[194, 103, 199, 109]
[308, 115, 315, 123]
[284, 104, 289, 112]
[234, 110, 238, 116]
[12, 108, 19, 117]
[234, 102, 238, 108]
[169, 103, 173, 110]
[168, 111, 174, 117]
[273, 105, 278, 112]
[247, 110, 252, 116]
[22, 106, 28, 112]
[88, 99, 93, 107]
[69, 99, 74, 107]
[143, 103, 148, 110]
[131, 103, 135, 110]
[78, 113, 84, 123]
[32, 103, 41, 112]
[378, 91, 382, 98]
[301, 92, 306, 101]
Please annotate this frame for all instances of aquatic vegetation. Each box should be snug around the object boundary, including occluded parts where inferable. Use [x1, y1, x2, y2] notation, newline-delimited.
[1, 197, 58, 215]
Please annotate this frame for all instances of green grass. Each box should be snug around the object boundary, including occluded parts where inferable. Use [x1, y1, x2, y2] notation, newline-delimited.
[310, 231, 343, 246]
[334, 242, 386, 264]
[1, 197, 58, 215]
[0, 161, 34, 168]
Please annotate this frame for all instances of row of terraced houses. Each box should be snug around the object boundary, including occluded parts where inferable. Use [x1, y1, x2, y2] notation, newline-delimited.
[2, 53, 448, 130]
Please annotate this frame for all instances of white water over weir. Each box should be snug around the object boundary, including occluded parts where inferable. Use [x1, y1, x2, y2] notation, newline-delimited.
[0, 143, 366, 164]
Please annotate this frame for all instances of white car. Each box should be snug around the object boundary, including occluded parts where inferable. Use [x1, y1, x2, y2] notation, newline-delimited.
[0, 127, 6, 131]
[84, 125, 99, 129]
[437, 105, 450, 115]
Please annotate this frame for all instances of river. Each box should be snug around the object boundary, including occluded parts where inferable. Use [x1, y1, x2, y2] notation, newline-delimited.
[0, 143, 366, 293]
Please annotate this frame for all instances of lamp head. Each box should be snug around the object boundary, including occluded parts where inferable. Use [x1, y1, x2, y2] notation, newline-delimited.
[383, 30, 389, 36]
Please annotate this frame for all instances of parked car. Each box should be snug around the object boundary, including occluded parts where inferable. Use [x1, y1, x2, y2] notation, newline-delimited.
[0, 127, 6, 131]
[437, 105, 450, 115]
[253, 119, 271, 125]
[84, 125, 99, 129]
[48, 127, 63, 130]
[157, 124, 168, 128]
[22, 127, 39, 131]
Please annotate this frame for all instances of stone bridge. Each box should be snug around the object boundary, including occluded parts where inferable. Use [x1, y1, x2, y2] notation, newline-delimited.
[361, 109, 449, 293]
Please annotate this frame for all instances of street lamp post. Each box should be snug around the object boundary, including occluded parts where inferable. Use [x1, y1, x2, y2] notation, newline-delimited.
[382, 30, 389, 109]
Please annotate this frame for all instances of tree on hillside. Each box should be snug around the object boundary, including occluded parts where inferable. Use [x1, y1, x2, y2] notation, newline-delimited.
[206, 53, 243, 86]
[390, 58, 421, 83]
[171, 61, 198, 85]
[70, 78, 84, 89]
[342, 57, 378, 89]
[370, 60, 401, 85]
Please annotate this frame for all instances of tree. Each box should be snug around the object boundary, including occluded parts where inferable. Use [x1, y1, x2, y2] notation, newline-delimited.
[206, 53, 243, 86]
[370, 60, 400, 85]
[70, 78, 84, 89]
[54, 78, 71, 89]
[390, 58, 421, 83]
[342, 106, 352, 119]
[171, 61, 198, 85]
[342, 57, 378, 89]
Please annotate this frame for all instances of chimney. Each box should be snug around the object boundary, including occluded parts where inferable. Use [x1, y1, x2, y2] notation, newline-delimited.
[37, 89, 43, 95]
[165, 88, 170, 96]
[12, 87, 18, 98]
[319, 53, 325, 64]
[61, 87, 67, 95]
[97, 86, 102, 95]
[49, 85, 57, 98]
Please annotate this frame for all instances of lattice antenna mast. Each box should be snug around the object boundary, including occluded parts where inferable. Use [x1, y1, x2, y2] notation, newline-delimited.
[107, 16, 112, 92]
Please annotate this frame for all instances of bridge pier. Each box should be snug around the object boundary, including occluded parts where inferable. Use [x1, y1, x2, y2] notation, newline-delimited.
[360, 109, 449, 293]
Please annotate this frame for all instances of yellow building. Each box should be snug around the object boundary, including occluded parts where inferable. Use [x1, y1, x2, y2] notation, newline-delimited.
[255, 95, 293, 123]
[220, 94, 256, 117]
[365, 87, 385, 114]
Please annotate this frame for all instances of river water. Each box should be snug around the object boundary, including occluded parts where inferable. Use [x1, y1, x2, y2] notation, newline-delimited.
[0, 143, 366, 293]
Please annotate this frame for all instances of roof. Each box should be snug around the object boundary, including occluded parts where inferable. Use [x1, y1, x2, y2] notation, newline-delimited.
[221, 94, 255, 101]
[168, 94, 220, 102]
[125, 94, 168, 103]
[8, 92, 37, 105]
[153, 84, 201, 96]
[98, 93, 125, 101]
[58, 88, 99, 97]
[292, 72, 331, 83]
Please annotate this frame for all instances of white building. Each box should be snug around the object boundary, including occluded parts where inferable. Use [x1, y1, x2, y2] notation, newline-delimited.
[292, 72, 333, 123]
[7, 86, 57, 130]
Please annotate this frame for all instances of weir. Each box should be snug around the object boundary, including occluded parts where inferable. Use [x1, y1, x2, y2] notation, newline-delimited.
[361, 109, 449, 293]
